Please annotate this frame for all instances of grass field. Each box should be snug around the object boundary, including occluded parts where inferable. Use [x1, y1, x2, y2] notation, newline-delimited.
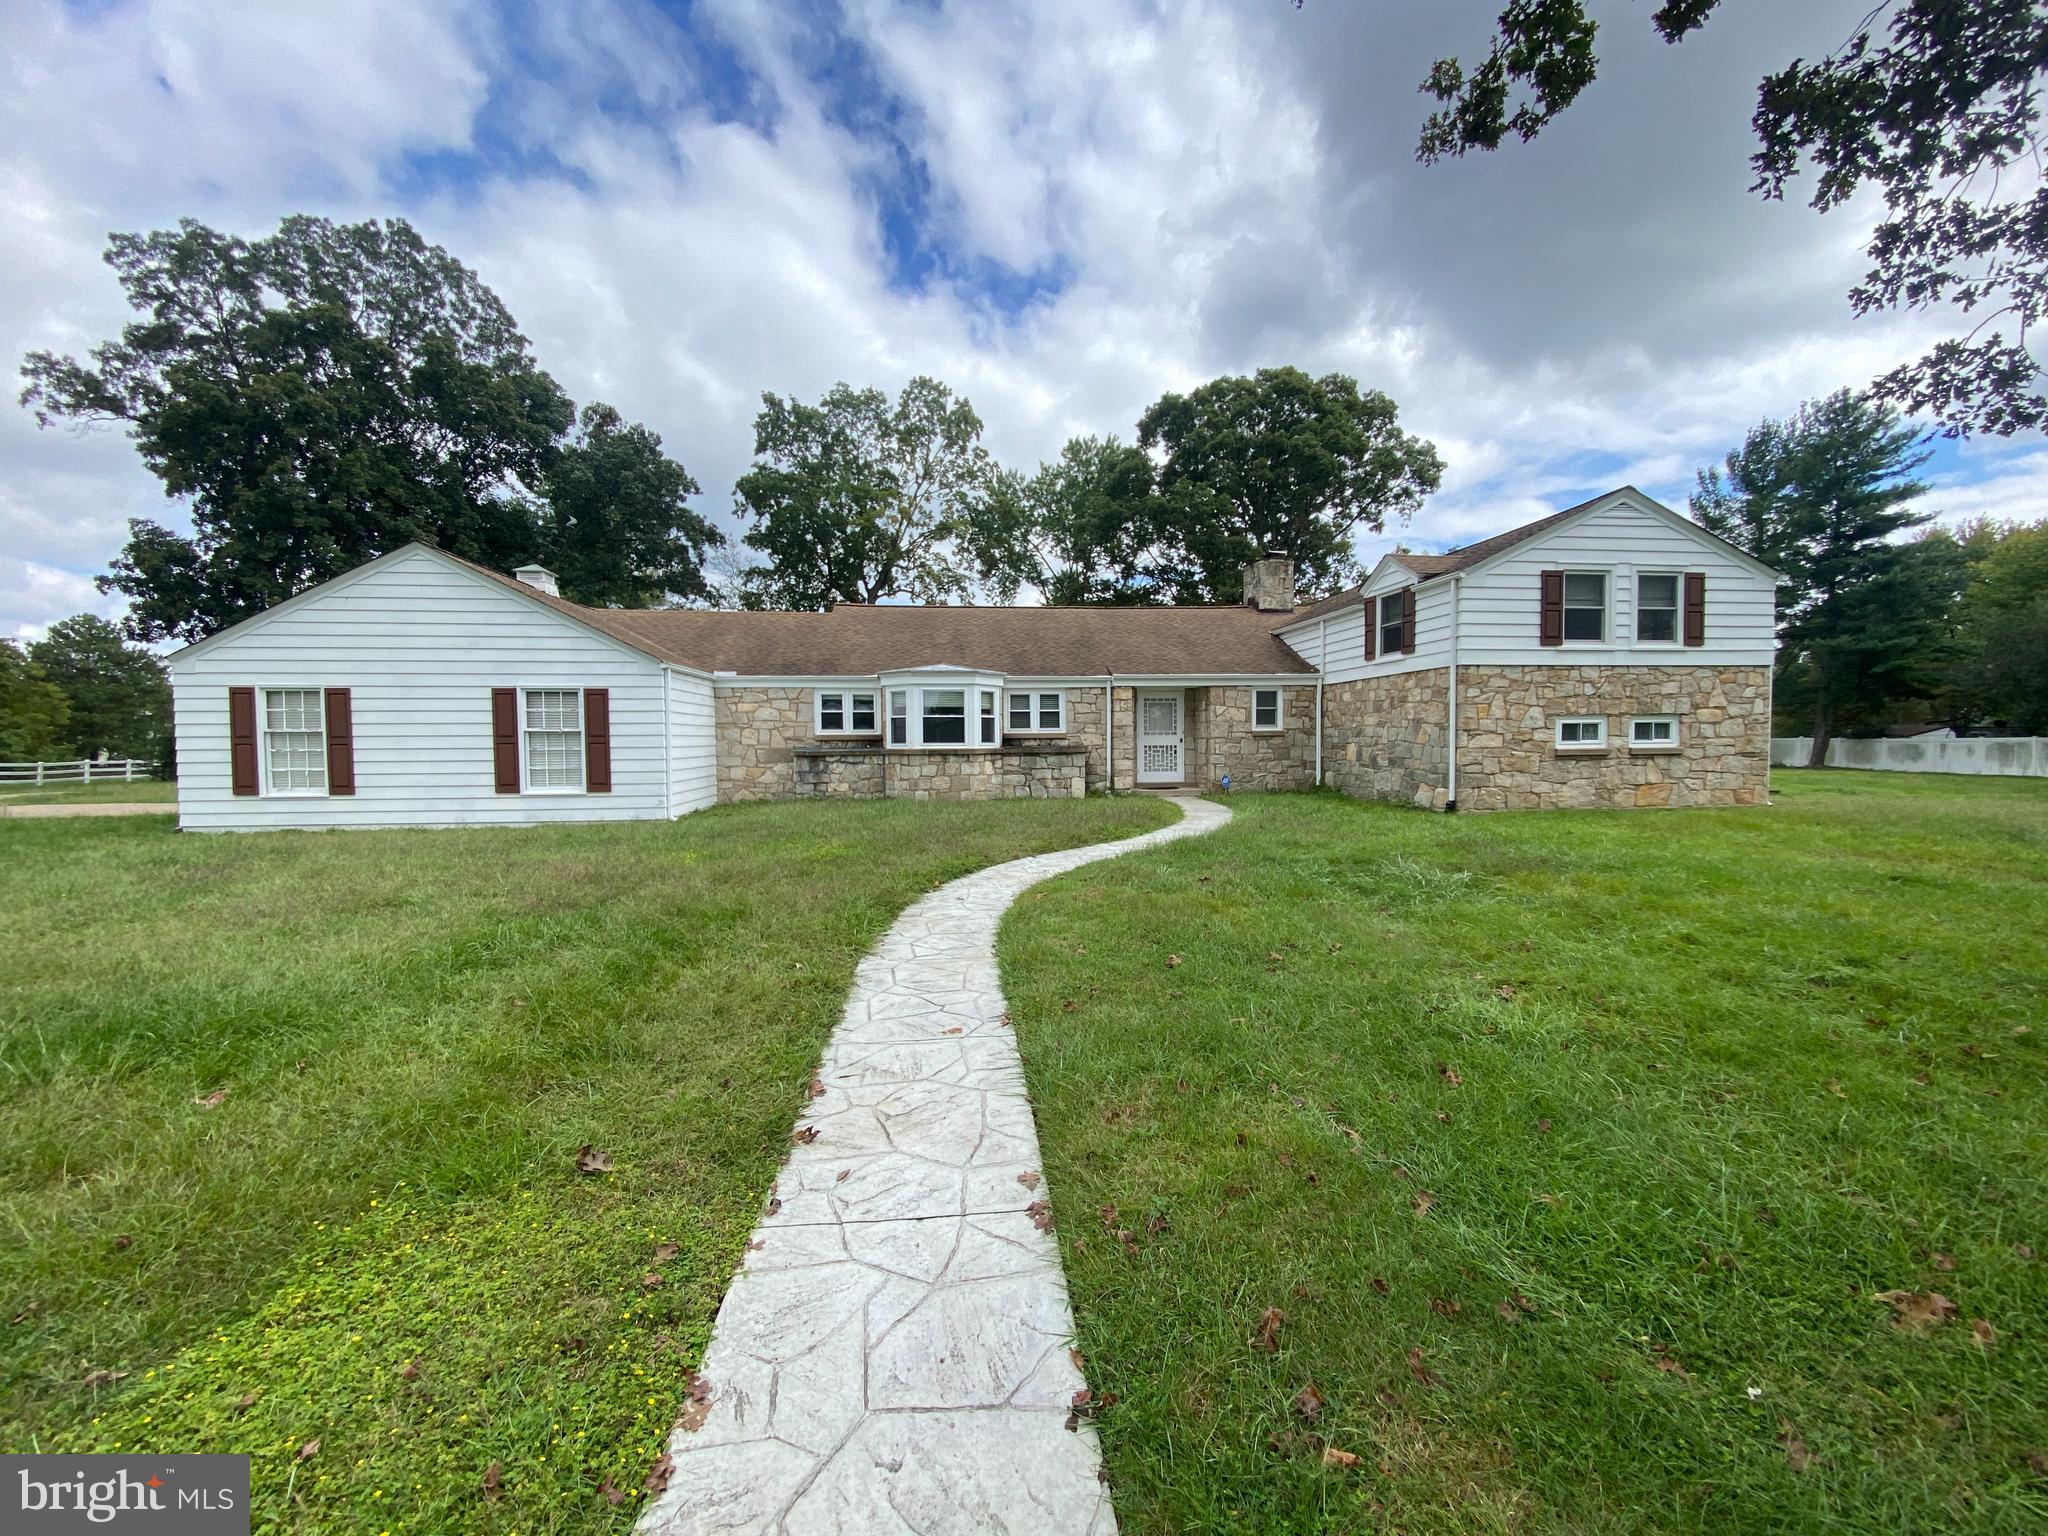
[1002, 771, 2048, 1534]
[0, 779, 175, 806]
[0, 795, 1174, 1533]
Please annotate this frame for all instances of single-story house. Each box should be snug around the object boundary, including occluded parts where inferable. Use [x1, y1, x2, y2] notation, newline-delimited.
[166, 485, 1779, 830]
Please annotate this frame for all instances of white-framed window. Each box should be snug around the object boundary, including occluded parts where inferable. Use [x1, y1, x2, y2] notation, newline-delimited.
[523, 688, 585, 791]
[1252, 688, 1283, 731]
[888, 689, 909, 746]
[816, 689, 878, 735]
[1378, 593, 1406, 656]
[1562, 571, 1607, 642]
[920, 688, 968, 745]
[1555, 716, 1607, 750]
[979, 689, 998, 745]
[1636, 573, 1680, 644]
[1005, 691, 1064, 733]
[1630, 715, 1679, 748]
[262, 687, 327, 795]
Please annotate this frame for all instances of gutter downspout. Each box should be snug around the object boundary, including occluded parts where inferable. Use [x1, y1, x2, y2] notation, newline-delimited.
[1315, 617, 1327, 787]
[1104, 674, 1115, 793]
[877, 674, 887, 800]
[1445, 575, 1461, 813]
[662, 668, 674, 819]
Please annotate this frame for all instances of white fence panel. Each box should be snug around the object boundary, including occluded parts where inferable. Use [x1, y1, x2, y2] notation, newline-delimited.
[1771, 737, 2047, 776]
[0, 757, 154, 785]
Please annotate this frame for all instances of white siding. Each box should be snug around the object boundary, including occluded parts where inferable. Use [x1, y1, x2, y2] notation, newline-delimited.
[1457, 496, 1776, 667]
[169, 547, 674, 831]
[666, 668, 718, 813]
[1279, 566, 1452, 684]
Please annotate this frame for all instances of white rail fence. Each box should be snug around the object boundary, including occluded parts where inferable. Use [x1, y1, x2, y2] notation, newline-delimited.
[0, 757, 157, 786]
[1771, 737, 2048, 777]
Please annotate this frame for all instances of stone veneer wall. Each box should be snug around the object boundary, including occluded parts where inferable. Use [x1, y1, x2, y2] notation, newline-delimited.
[1191, 685, 1317, 791]
[1322, 670, 1452, 810]
[1455, 665, 1770, 811]
[790, 744, 1085, 799]
[716, 687, 816, 802]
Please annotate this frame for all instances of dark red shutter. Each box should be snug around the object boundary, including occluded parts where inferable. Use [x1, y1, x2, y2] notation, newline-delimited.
[229, 687, 258, 796]
[1683, 572, 1706, 647]
[492, 688, 520, 793]
[584, 687, 612, 793]
[1400, 587, 1417, 654]
[1362, 595, 1377, 660]
[324, 687, 355, 795]
[1539, 571, 1565, 646]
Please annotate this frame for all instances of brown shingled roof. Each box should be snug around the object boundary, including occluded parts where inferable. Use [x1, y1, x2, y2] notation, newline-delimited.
[437, 548, 1312, 676]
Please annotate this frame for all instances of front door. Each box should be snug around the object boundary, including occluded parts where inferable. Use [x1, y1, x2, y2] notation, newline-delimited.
[1135, 690, 1185, 785]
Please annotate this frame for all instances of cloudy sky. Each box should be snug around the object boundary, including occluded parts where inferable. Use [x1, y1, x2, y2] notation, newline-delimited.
[5, 0, 2044, 638]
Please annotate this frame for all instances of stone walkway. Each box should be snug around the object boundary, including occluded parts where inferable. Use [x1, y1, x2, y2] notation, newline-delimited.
[641, 796, 1230, 1536]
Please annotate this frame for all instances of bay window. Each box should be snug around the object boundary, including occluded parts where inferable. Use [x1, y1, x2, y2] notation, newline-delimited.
[920, 688, 967, 744]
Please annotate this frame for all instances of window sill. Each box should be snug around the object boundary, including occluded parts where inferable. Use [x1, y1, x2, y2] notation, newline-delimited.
[263, 790, 331, 799]
[1553, 745, 1610, 757]
[1250, 727, 1286, 735]
[1628, 744, 1682, 755]
[521, 787, 590, 796]
[1004, 727, 1067, 737]
[814, 731, 884, 741]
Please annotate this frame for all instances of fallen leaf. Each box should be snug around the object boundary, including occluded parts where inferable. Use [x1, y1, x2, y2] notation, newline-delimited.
[398, 1358, 420, 1381]
[1536, 1118, 1552, 1133]
[113, 1234, 133, 1250]
[1321, 1445, 1360, 1469]
[1069, 1346, 1085, 1371]
[1512, 1291, 1536, 1314]
[835, 1168, 850, 1183]
[1406, 1347, 1441, 1387]
[192, 1088, 228, 1109]
[1972, 1318, 1997, 1349]
[1017, 1171, 1041, 1190]
[1167, 954, 1183, 968]
[941, 1025, 962, 1035]
[1931, 1252, 1956, 1272]
[1413, 1189, 1438, 1217]
[1777, 1422, 1813, 1473]
[640, 1273, 663, 1290]
[2028, 1449, 2048, 1476]
[1176, 1078, 1190, 1094]
[1653, 1351, 1689, 1379]
[1370, 1276, 1389, 1296]
[1144, 1212, 1169, 1237]
[1435, 1111, 1452, 1125]
[81, 1369, 127, 1389]
[643, 1452, 674, 1495]
[1495, 1300, 1523, 1323]
[234, 1393, 257, 1412]
[1027, 1200, 1054, 1232]
[295, 1440, 319, 1462]
[807, 1076, 824, 1099]
[597, 1476, 625, 1506]
[790, 1125, 819, 1145]
[1098, 1203, 1120, 1228]
[1437, 1061, 1462, 1088]
[1267, 951, 1284, 964]
[1252, 1307, 1284, 1353]
[2018, 1243, 2037, 1261]
[1494, 985, 1517, 1002]
[482, 1462, 503, 1502]
[1292, 1383, 1326, 1422]
[1824, 1079, 1847, 1098]
[1533, 1191, 1562, 1208]
[1875, 1290, 1959, 1332]
[575, 1144, 612, 1174]
[1430, 1297, 1461, 1319]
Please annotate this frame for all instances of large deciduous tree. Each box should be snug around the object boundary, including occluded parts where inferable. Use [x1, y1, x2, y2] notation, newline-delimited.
[21, 216, 717, 638]
[540, 404, 721, 608]
[1413, 1, 2048, 436]
[1134, 367, 1441, 603]
[1947, 518, 2048, 732]
[1692, 390, 1960, 764]
[0, 642, 72, 761]
[1017, 436, 1176, 605]
[734, 377, 1028, 609]
[26, 614, 170, 763]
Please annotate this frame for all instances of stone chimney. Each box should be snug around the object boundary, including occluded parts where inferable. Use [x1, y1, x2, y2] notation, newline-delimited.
[513, 564, 560, 597]
[1241, 554, 1295, 612]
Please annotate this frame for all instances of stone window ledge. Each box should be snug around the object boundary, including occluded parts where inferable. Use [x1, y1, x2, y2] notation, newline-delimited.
[1552, 745, 1611, 758]
[1627, 745, 1683, 756]
[794, 741, 1084, 758]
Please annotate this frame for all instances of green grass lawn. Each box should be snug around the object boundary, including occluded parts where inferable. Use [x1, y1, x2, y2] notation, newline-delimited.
[0, 795, 1173, 1533]
[1001, 771, 2048, 1534]
[0, 778, 176, 806]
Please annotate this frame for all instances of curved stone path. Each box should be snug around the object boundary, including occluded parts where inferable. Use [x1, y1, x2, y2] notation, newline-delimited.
[641, 795, 1230, 1536]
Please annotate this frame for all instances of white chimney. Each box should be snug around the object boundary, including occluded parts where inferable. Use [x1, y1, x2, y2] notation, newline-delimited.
[513, 564, 559, 596]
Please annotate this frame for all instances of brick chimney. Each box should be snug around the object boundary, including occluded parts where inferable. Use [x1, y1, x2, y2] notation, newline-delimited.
[1241, 554, 1295, 612]
[513, 564, 560, 596]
